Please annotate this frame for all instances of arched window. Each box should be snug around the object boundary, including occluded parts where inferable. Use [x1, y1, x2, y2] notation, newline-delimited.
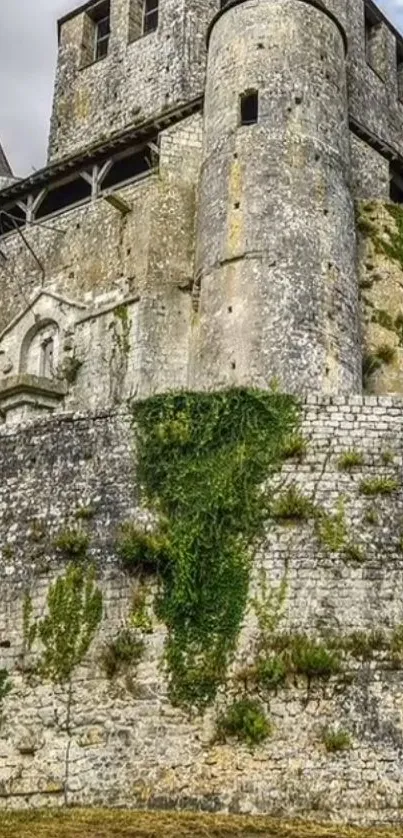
[20, 320, 59, 379]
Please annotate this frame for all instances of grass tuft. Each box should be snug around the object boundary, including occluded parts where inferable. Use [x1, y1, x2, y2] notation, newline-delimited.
[322, 727, 352, 753]
[343, 543, 366, 564]
[337, 451, 364, 472]
[359, 477, 399, 496]
[216, 698, 271, 746]
[100, 629, 144, 679]
[315, 499, 347, 553]
[53, 528, 89, 560]
[271, 486, 315, 524]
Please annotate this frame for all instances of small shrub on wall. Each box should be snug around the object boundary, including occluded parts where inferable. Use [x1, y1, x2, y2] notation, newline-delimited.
[23, 563, 103, 684]
[322, 727, 351, 753]
[100, 629, 144, 679]
[53, 528, 90, 561]
[216, 699, 271, 746]
[117, 524, 169, 575]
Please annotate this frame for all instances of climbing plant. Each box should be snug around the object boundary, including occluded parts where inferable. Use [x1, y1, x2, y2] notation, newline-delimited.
[24, 563, 103, 684]
[23, 564, 103, 803]
[125, 388, 300, 711]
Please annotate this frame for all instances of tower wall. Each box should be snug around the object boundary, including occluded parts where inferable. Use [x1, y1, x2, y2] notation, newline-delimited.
[48, 0, 217, 163]
[191, 0, 361, 394]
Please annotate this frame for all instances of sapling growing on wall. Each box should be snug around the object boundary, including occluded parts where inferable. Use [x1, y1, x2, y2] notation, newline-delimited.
[23, 564, 103, 803]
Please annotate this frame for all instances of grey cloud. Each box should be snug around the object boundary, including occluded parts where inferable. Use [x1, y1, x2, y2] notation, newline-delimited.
[378, 0, 403, 28]
[0, 0, 402, 176]
[0, 0, 72, 176]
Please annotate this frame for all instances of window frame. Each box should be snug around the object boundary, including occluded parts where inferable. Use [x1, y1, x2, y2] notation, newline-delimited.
[94, 13, 111, 61]
[142, 0, 159, 36]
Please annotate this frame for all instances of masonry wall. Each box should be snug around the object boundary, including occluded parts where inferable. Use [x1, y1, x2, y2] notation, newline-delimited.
[0, 114, 203, 407]
[48, 0, 403, 170]
[48, 0, 217, 161]
[346, 0, 403, 154]
[193, 0, 361, 395]
[0, 114, 202, 332]
[1, 398, 403, 820]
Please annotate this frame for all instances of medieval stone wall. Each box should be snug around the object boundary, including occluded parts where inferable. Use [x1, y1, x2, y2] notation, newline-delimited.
[0, 113, 202, 414]
[0, 113, 202, 333]
[48, 0, 217, 162]
[1, 397, 403, 820]
[346, 0, 403, 155]
[49, 0, 403, 169]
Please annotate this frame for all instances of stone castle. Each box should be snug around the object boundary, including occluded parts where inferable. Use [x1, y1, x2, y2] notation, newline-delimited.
[3, 0, 403, 823]
[1, 0, 403, 422]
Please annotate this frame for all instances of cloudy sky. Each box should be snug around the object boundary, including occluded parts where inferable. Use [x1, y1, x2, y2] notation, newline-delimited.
[1, 0, 403, 176]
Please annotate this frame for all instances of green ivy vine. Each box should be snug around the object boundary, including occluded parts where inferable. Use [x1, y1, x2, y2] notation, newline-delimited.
[23, 563, 103, 684]
[124, 388, 300, 711]
[23, 564, 103, 804]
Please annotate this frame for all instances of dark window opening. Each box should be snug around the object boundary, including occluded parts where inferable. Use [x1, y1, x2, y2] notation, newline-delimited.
[240, 91, 258, 126]
[143, 0, 159, 35]
[36, 177, 91, 220]
[0, 204, 25, 236]
[100, 148, 152, 191]
[390, 164, 403, 204]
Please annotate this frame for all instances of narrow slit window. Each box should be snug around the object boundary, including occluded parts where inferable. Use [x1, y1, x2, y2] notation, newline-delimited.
[240, 91, 259, 126]
[390, 164, 403, 205]
[40, 337, 55, 379]
[142, 0, 159, 35]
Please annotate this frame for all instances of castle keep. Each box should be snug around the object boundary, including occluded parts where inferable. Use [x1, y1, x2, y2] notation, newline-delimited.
[1, 0, 403, 420]
[4, 0, 403, 823]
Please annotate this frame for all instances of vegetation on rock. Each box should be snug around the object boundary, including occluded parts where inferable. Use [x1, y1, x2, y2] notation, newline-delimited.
[123, 388, 300, 710]
[216, 698, 271, 746]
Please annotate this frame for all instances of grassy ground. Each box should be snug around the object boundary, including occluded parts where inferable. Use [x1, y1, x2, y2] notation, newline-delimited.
[0, 810, 401, 838]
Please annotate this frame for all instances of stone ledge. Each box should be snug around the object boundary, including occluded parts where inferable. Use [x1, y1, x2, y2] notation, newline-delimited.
[0, 375, 68, 426]
[0, 374, 67, 399]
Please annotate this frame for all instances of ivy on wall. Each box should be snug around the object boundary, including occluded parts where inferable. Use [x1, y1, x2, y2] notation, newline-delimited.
[23, 563, 103, 684]
[121, 388, 300, 711]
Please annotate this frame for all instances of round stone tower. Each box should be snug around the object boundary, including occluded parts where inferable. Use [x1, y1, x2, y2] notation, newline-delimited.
[190, 0, 361, 394]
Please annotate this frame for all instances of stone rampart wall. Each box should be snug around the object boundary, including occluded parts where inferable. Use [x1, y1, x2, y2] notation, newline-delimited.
[1, 397, 403, 820]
